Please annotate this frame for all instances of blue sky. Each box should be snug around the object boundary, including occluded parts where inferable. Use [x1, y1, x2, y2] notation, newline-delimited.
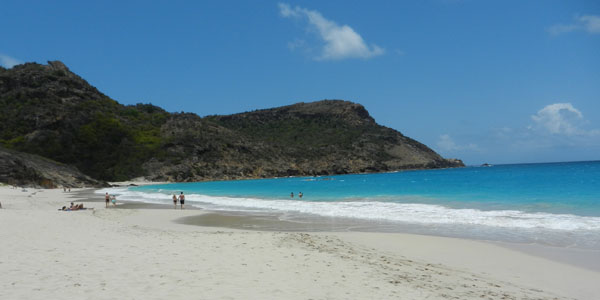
[1, 0, 599, 165]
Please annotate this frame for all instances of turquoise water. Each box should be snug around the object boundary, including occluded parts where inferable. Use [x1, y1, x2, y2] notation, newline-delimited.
[101, 161, 600, 248]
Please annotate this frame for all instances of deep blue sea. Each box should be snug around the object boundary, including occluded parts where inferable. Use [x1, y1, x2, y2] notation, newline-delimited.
[99, 161, 600, 249]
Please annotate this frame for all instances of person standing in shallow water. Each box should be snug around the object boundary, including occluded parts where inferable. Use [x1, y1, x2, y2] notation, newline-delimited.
[290, 192, 294, 198]
[299, 192, 303, 198]
[172, 194, 178, 209]
[179, 192, 185, 209]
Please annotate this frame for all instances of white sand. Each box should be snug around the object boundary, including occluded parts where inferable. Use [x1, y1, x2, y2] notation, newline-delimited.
[1, 186, 598, 299]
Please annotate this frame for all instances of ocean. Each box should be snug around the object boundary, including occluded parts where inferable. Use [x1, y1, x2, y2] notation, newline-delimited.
[99, 161, 600, 249]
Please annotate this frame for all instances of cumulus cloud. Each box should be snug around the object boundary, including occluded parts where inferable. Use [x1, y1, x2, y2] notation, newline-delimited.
[529, 103, 599, 136]
[548, 15, 600, 35]
[0, 53, 22, 68]
[437, 134, 479, 152]
[437, 103, 599, 164]
[278, 3, 384, 60]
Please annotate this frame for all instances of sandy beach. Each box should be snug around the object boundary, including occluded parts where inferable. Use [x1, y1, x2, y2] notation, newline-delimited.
[1, 186, 599, 300]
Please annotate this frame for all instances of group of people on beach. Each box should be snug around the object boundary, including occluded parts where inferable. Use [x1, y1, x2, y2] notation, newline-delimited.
[172, 192, 185, 209]
[57, 192, 114, 211]
[59, 202, 85, 211]
[104, 192, 117, 208]
[290, 192, 303, 198]
[101, 191, 186, 209]
[56, 190, 187, 211]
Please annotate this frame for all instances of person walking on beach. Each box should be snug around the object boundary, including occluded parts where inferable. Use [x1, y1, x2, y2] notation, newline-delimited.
[179, 192, 185, 209]
[111, 195, 117, 207]
[105, 192, 110, 208]
[172, 194, 178, 209]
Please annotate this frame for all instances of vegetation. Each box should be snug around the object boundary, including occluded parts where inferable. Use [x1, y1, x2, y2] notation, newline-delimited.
[0, 61, 463, 182]
[0, 62, 170, 180]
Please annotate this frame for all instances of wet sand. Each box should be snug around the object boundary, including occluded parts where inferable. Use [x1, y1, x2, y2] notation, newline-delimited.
[98, 188, 600, 273]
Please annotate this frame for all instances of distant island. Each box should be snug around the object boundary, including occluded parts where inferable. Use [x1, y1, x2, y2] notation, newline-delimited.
[0, 61, 463, 187]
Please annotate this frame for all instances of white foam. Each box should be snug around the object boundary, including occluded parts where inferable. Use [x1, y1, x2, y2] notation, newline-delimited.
[96, 188, 600, 231]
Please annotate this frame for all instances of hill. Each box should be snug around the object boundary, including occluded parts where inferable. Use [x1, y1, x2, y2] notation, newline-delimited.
[0, 61, 463, 184]
[0, 61, 170, 181]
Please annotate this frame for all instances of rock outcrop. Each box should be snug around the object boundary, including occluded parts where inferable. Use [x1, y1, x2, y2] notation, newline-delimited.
[0, 146, 105, 188]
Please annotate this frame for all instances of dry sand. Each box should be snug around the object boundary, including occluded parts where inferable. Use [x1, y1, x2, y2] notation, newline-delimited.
[1, 186, 599, 299]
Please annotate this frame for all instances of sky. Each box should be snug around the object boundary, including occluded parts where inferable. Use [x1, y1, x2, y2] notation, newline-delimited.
[1, 0, 599, 165]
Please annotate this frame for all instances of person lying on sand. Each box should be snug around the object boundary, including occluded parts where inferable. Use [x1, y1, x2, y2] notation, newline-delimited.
[59, 203, 85, 211]
[69, 203, 84, 210]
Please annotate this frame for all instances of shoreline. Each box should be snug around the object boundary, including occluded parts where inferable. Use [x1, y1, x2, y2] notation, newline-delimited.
[115, 197, 600, 273]
[179, 212, 600, 273]
[2, 186, 599, 299]
[91, 187, 600, 272]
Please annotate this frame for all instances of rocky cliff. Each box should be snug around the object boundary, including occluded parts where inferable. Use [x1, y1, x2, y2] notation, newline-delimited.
[0, 61, 463, 184]
[0, 146, 104, 188]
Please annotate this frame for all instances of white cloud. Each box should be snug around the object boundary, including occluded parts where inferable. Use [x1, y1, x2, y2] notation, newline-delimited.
[0, 53, 22, 68]
[437, 134, 458, 151]
[484, 104, 598, 154]
[547, 24, 579, 35]
[287, 38, 306, 51]
[579, 15, 600, 33]
[530, 103, 591, 136]
[436, 104, 599, 164]
[278, 3, 384, 60]
[437, 134, 478, 152]
[279, 2, 296, 18]
[548, 15, 600, 35]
